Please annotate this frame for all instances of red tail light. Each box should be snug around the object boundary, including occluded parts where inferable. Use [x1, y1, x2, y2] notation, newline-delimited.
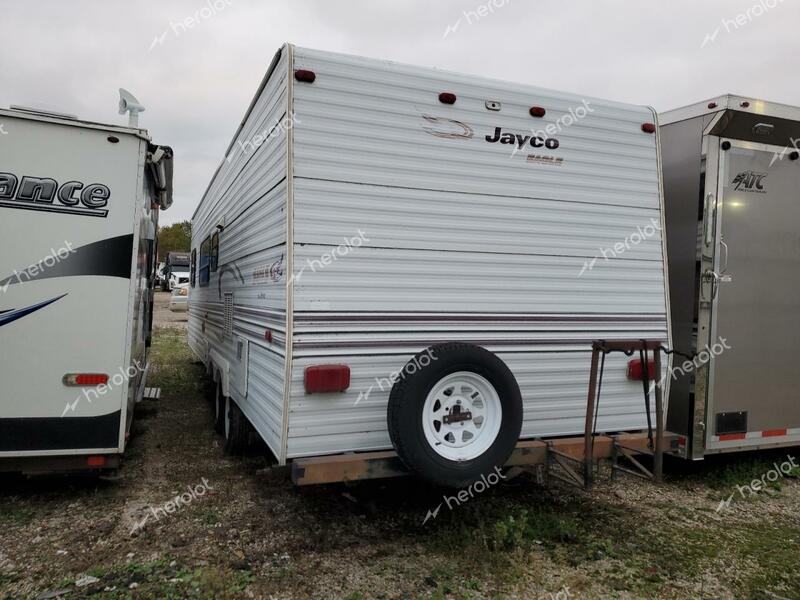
[295, 69, 316, 83]
[304, 365, 350, 393]
[529, 106, 546, 118]
[438, 92, 457, 104]
[627, 359, 656, 381]
[641, 123, 656, 134]
[87, 455, 107, 467]
[63, 373, 109, 387]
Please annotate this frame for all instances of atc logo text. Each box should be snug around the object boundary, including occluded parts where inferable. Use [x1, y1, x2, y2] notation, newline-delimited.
[732, 171, 767, 193]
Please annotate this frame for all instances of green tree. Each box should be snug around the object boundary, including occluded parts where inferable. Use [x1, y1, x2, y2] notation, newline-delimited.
[158, 221, 192, 261]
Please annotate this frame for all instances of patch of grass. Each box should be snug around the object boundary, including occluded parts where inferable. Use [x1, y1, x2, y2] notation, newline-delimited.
[488, 508, 582, 550]
[735, 522, 800, 598]
[701, 455, 799, 490]
[199, 507, 220, 525]
[74, 557, 253, 600]
[85, 565, 111, 578]
[149, 327, 207, 400]
[0, 503, 35, 525]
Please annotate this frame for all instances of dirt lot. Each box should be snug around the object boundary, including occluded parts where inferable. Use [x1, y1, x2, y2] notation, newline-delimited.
[153, 290, 188, 330]
[1, 293, 799, 599]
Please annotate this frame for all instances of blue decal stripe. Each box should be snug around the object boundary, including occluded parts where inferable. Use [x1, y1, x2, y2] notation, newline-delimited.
[0, 294, 67, 328]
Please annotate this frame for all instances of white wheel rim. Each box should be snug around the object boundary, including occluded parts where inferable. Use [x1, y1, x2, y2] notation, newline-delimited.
[422, 371, 502, 462]
[224, 396, 231, 440]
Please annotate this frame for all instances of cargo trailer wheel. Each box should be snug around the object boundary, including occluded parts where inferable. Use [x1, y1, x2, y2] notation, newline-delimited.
[223, 396, 251, 455]
[387, 343, 522, 488]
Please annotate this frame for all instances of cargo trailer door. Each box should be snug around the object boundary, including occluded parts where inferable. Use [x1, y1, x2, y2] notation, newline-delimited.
[706, 139, 800, 451]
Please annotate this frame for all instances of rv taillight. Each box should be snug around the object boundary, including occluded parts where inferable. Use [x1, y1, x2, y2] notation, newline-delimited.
[295, 69, 316, 83]
[87, 455, 106, 467]
[63, 373, 109, 387]
[304, 365, 350, 393]
[529, 106, 546, 118]
[438, 92, 457, 105]
[627, 359, 656, 381]
[641, 123, 656, 134]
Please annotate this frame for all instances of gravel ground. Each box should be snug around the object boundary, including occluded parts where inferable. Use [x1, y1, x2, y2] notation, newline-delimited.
[1, 295, 799, 599]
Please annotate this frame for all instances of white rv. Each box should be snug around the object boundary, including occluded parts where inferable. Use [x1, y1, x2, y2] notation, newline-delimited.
[0, 95, 173, 474]
[189, 44, 671, 487]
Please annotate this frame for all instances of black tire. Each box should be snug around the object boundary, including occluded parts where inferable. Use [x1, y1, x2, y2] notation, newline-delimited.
[205, 371, 216, 403]
[387, 343, 522, 488]
[213, 380, 225, 434]
[223, 396, 251, 455]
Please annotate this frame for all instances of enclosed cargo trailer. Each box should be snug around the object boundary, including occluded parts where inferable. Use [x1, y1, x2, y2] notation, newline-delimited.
[662, 95, 800, 459]
[190, 44, 671, 487]
[0, 97, 173, 474]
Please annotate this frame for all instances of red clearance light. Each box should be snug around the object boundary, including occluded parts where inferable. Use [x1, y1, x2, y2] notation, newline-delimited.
[87, 455, 107, 467]
[740, 101, 750, 108]
[641, 123, 656, 134]
[529, 106, 546, 118]
[708, 102, 718, 109]
[63, 373, 109, 387]
[719, 433, 747, 441]
[295, 69, 316, 83]
[304, 365, 350, 393]
[438, 92, 457, 104]
[264, 329, 273, 343]
[763, 429, 787, 438]
[627, 359, 657, 381]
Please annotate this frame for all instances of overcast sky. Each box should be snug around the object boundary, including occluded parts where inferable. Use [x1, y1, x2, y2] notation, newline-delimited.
[2, 0, 797, 225]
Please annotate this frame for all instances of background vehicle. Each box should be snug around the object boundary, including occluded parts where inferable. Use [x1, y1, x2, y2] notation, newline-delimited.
[0, 93, 173, 474]
[155, 261, 166, 288]
[162, 251, 190, 291]
[662, 95, 800, 460]
[169, 282, 189, 312]
[189, 45, 670, 487]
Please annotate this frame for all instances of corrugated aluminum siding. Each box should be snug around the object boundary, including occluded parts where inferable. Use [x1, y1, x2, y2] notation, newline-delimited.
[189, 47, 289, 460]
[286, 46, 669, 458]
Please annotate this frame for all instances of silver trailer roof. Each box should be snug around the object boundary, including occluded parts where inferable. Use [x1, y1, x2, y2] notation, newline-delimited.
[660, 94, 800, 126]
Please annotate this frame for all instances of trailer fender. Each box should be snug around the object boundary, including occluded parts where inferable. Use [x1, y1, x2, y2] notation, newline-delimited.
[209, 351, 231, 398]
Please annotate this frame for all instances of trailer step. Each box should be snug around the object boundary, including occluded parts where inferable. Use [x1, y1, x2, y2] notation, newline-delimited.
[142, 387, 161, 401]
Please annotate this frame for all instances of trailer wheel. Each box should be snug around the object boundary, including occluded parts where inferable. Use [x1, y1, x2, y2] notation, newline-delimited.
[387, 343, 522, 488]
[213, 380, 225, 434]
[223, 397, 251, 455]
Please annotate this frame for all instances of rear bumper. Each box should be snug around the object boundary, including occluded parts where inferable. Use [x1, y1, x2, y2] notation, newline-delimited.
[0, 453, 121, 474]
[0, 410, 121, 453]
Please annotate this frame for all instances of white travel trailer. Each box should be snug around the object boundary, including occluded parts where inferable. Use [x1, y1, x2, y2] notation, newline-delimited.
[0, 94, 173, 474]
[189, 44, 671, 487]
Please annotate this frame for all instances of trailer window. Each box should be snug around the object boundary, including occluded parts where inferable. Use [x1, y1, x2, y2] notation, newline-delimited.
[190, 249, 197, 288]
[211, 232, 219, 273]
[199, 237, 211, 287]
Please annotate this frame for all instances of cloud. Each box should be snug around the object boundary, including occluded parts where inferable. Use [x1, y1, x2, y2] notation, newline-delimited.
[1, 0, 798, 226]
